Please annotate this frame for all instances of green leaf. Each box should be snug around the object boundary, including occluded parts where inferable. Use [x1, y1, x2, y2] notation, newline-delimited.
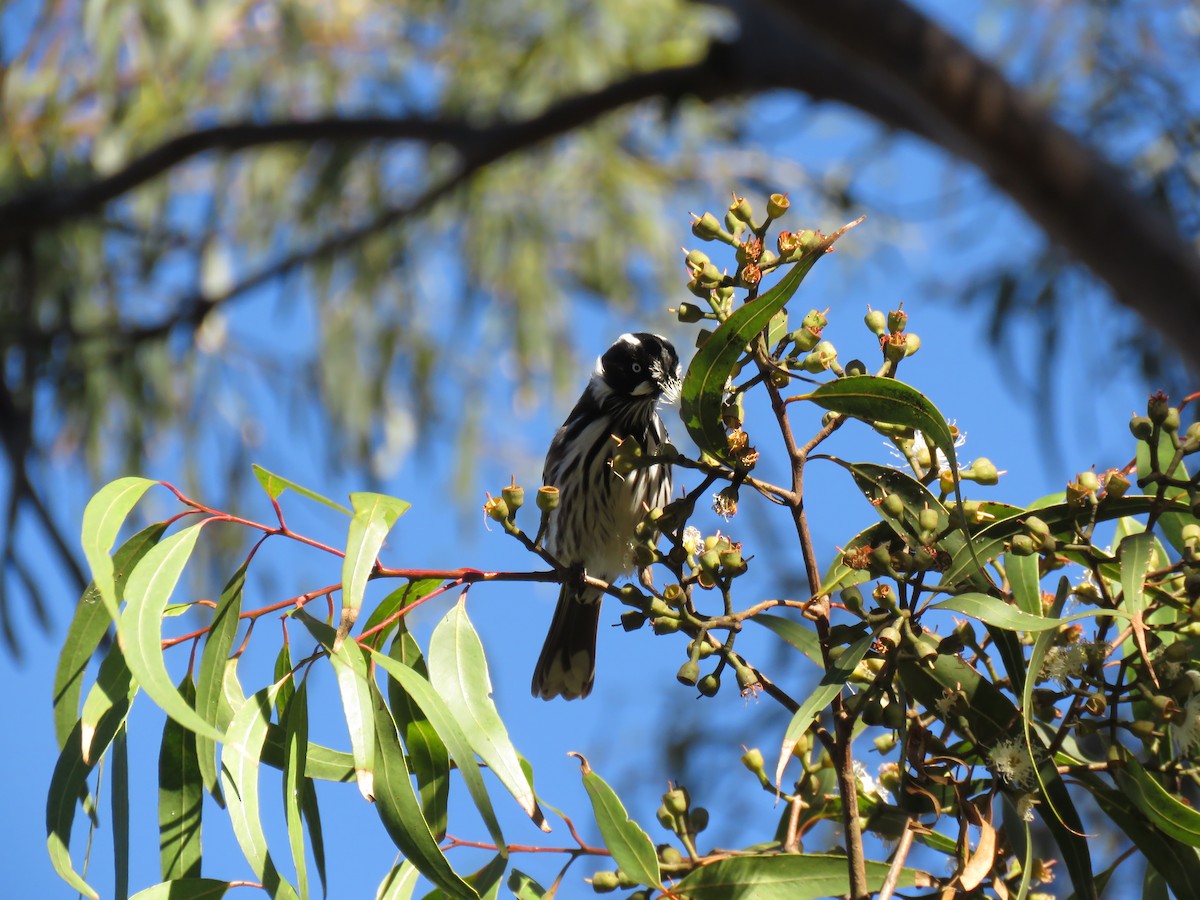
[358, 578, 444, 650]
[941, 495, 1192, 587]
[282, 679, 310, 900]
[79, 636, 137, 764]
[1119, 531, 1154, 617]
[775, 634, 872, 786]
[301, 778, 327, 898]
[1119, 756, 1200, 847]
[336, 492, 411, 647]
[370, 681, 479, 900]
[929, 593, 1131, 632]
[385, 622, 451, 840]
[506, 869, 547, 900]
[672, 853, 927, 898]
[751, 614, 822, 668]
[371, 648, 505, 850]
[252, 464, 351, 515]
[113, 724, 130, 900]
[573, 755, 659, 888]
[1135, 430, 1192, 555]
[294, 610, 376, 800]
[805, 377, 957, 477]
[195, 563, 248, 806]
[120, 521, 223, 742]
[679, 219, 860, 460]
[128, 880, 232, 900]
[159, 675, 203, 881]
[80, 476, 158, 620]
[821, 458, 946, 549]
[55, 523, 166, 750]
[1005, 550, 1042, 617]
[47, 703, 134, 897]
[221, 684, 301, 900]
[376, 862, 420, 900]
[428, 598, 548, 831]
[1084, 771, 1200, 898]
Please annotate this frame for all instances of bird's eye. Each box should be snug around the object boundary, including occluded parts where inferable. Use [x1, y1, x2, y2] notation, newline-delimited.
[631, 363, 642, 373]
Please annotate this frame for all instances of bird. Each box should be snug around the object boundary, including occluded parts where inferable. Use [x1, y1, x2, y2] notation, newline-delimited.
[532, 332, 682, 700]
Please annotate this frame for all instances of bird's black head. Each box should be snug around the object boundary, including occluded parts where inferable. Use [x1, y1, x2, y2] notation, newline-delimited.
[596, 333, 682, 401]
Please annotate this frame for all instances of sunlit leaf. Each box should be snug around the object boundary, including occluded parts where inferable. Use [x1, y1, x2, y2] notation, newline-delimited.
[506, 869, 547, 900]
[195, 562, 248, 806]
[252, 464, 351, 515]
[1119, 756, 1200, 847]
[55, 523, 166, 750]
[221, 684, 301, 900]
[370, 681, 479, 900]
[294, 610, 376, 800]
[376, 861, 420, 900]
[371, 648, 505, 850]
[79, 637, 136, 764]
[573, 754, 659, 888]
[385, 623, 451, 840]
[775, 635, 871, 786]
[128, 879, 232, 900]
[120, 521, 223, 742]
[428, 598, 548, 831]
[282, 678, 310, 900]
[672, 853, 928, 898]
[336, 491, 411, 647]
[80, 477, 159, 620]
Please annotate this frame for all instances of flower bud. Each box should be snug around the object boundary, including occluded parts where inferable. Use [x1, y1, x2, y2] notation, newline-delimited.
[697, 673, 720, 696]
[841, 585, 865, 615]
[502, 483, 524, 512]
[887, 307, 907, 333]
[656, 805, 674, 829]
[659, 845, 683, 865]
[1181, 422, 1200, 454]
[691, 212, 726, 242]
[724, 210, 747, 240]
[687, 638, 716, 659]
[873, 732, 897, 754]
[1164, 407, 1181, 433]
[1129, 415, 1154, 441]
[620, 610, 646, 631]
[741, 747, 769, 785]
[1010, 533, 1036, 556]
[483, 495, 509, 522]
[663, 786, 690, 816]
[728, 194, 754, 225]
[881, 492, 905, 517]
[1147, 390, 1170, 425]
[739, 263, 762, 288]
[590, 870, 620, 893]
[966, 458, 999, 486]
[688, 807, 709, 833]
[767, 192, 790, 219]
[904, 333, 921, 356]
[676, 302, 705, 323]
[864, 308, 887, 336]
[918, 507, 940, 532]
[697, 261, 724, 288]
[676, 660, 700, 686]
[844, 358, 867, 377]
[536, 486, 560, 511]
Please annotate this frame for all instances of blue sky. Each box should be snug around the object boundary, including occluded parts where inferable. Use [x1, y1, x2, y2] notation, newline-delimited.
[1, 4, 1171, 898]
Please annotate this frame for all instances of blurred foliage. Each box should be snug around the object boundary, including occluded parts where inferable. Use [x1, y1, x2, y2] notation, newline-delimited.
[0, 0, 1198, 644]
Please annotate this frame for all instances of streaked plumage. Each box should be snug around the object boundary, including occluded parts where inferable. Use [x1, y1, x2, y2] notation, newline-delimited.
[532, 333, 681, 700]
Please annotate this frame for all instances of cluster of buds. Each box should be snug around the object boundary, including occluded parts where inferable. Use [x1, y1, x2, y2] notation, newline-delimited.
[482, 480, 532, 533]
[655, 784, 708, 853]
[688, 531, 747, 587]
[1130, 391, 1200, 517]
[865, 304, 920, 365]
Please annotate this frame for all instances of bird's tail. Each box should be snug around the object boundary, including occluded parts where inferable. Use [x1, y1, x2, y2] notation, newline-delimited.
[531, 582, 602, 700]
